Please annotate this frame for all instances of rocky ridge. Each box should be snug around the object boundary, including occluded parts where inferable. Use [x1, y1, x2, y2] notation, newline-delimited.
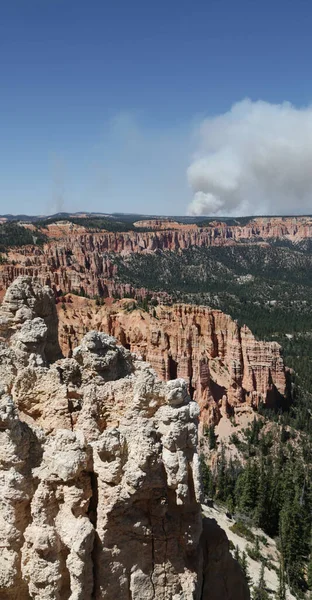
[0, 277, 249, 600]
[57, 296, 287, 427]
[1, 216, 312, 299]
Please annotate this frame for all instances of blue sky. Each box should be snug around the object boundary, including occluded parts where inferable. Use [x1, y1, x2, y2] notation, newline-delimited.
[1, 0, 312, 216]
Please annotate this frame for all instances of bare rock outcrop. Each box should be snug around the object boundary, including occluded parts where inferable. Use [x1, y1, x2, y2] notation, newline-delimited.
[57, 297, 287, 427]
[0, 276, 61, 364]
[0, 278, 250, 599]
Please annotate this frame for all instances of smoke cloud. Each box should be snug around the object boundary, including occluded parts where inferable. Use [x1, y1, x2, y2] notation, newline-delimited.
[187, 99, 312, 216]
[51, 155, 66, 214]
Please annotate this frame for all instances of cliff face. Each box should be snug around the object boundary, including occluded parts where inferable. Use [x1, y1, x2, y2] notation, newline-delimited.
[57, 297, 287, 426]
[1, 216, 312, 299]
[133, 219, 198, 230]
[0, 277, 249, 600]
[38, 216, 312, 261]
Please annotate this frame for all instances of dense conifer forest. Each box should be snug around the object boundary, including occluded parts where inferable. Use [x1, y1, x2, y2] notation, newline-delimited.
[202, 418, 312, 597]
[0, 222, 47, 251]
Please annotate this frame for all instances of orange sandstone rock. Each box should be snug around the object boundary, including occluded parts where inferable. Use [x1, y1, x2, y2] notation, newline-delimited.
[1, 216, 312, 299]
[57, 298, 287, 427]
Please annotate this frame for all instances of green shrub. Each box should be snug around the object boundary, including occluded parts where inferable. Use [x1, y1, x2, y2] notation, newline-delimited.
[230, 521, 255, 543]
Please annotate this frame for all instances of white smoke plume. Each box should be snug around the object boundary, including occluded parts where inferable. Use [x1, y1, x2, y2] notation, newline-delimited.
[187, 99, 312, 216]
[51, 155, 66, 214]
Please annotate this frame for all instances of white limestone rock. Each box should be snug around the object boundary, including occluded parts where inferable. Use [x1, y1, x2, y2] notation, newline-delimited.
[0, 278, 250, 600]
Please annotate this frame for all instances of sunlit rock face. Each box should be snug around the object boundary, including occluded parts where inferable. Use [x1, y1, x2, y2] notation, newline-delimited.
[0, 277, 250, 599]
[1, 216, 312, 300]
[57, 298, 287, 428]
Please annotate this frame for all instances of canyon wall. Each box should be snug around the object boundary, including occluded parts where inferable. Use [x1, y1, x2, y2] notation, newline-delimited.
[1, 216, 312, 299]
[0, 277, 249, 600]
[57, 297, 287, 426]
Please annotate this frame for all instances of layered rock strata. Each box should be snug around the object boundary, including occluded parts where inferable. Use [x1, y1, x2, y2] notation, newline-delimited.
[0, 277, 249, 600]
[1, 216, 312, 299]
[57, 297, 287, 426]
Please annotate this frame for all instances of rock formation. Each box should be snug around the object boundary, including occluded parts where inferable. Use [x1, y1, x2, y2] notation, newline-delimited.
[0, 277, 250, 599]
[57, 296, 287, 427]
[133, 219, 198, 230]
[1, 216, 312, 299]
[0, 276, 61, 364]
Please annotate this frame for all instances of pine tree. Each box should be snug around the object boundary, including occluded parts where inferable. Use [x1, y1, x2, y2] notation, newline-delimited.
[254, 455, 268, 529]
[276, 555, 286, 600]
[236, 459, 259, 514]
[279, 474, 309, 592]
[240, 551, 252, 586]
[226, 494, 235, 515]
[208, 424, 217, 450]
[216, 443, 227, 500]
[199, 455, 214, 498]
[234, 545, 240, 562]
[252, 563, 270, 600]
[280, 425, 289, 444]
